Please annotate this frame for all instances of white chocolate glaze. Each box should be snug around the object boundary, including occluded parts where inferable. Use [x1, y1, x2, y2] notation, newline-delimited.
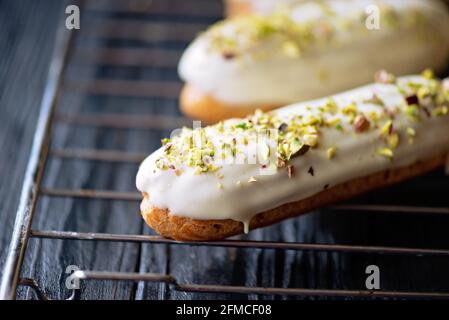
[137, 75, 449, 227]
[179, 0, 449, 106]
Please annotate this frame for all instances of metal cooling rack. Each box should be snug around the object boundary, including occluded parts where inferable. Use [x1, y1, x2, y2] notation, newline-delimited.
[1, 0, 449, 300]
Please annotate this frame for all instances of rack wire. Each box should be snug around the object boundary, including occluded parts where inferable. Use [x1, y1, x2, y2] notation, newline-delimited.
[1, 0, 449, 300]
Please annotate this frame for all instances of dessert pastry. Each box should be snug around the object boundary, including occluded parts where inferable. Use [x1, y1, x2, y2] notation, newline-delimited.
[137, 71, 449, 240]
[224, 0, 449, 17]
[179, 0, 449, 123]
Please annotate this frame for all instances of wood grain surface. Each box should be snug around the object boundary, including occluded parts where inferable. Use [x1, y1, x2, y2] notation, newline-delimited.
[0, 0, 65, 299]
[1, 0, 449, 300]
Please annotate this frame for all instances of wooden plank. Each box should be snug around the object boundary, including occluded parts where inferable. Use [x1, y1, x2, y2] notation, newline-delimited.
[0, 0, 68, 300]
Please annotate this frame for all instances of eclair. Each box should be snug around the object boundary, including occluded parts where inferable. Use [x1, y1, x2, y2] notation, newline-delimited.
[137, 71, 449, 240]
[224, 0, 449, 17]
[178, 0, 449, 123]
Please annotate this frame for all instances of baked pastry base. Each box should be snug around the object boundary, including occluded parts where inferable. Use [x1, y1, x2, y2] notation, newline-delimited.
[224, 0, 253, 17]
[180, 84, 278, 123]
[141, 154, 446, 240]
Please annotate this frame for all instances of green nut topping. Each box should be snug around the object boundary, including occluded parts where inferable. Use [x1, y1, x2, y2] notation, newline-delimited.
[203, 3, 430, 60]
[153, 71, 449, 177]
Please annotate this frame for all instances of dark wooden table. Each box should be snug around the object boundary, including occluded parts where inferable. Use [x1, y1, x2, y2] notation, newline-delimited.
[0, 0, 65, 296]
[1, 0, 449, 300]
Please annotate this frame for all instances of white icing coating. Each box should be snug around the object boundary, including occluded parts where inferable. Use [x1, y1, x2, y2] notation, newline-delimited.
[137, 76, 449, 225]
[179, 0, 449, 106]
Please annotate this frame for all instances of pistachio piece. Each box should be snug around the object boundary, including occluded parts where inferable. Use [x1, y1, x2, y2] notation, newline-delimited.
[222, 50, 236, 60]
[387, 133, 399, 149]
[405, 94, 419, 106]
[303, 134, 318, 147]
[248, 176, 257, 183]
[405, 104, 420, 120]
[421, 68, 434, 80]
[380, 119, 393, 136]
[406, 127, 416, 137]
[377, 147, 394, 159]
[432, 106, 448, 116]
[277, 158, 286, 168]
[278, 122, 288, 133]
[287, 165, 295, 178]
[354, 114, 370, 133]
[327, 147, 336, 159]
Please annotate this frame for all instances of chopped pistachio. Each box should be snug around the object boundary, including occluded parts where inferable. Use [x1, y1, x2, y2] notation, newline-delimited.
[324, 99, 338, 114]
[217, 122, 224, 133]
[303, 115, 320, 126]
[325, 116, 341, 127]
[380, 119, 393, 136]
[155, 158, 168, 170]
[303, 134, 318, 147]
[417, 86, 431, 101]
[217, 182, 223, 189]
[348, 113, 355, 124]
[387, 133, 399, 149]
[248, 176, 257, 183]
[405, 104, 420, 120]
[164, 143, 173, 153]
[277, 158, 286, 168]
[367, 111, 380, 122]
[205, 4, 424, 63]
[222, 50, 236, 60]
[406, 127, 416, 137]
[278, 122, 288, 132]
[364, 94, 385, 106]
[377, 147, 394, 159]
[432, 106, 448, 116]
[354, 114, 370, 133]
[327, 147, 336, 159]
[342, 103, 357, 115]
[152, 71, 447, 177]
[235, 122, 249, 130]
[282, 41, 301, 57]
[421, 68, 434, 80]
[287, 165, 295, 178]
[289, 138, 306, 157]
[405, 94, 419, 106]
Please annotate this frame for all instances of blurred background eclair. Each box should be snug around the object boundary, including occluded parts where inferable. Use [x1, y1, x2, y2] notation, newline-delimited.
[178, 0, 449, 123]
[224, 0, 449, 17]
